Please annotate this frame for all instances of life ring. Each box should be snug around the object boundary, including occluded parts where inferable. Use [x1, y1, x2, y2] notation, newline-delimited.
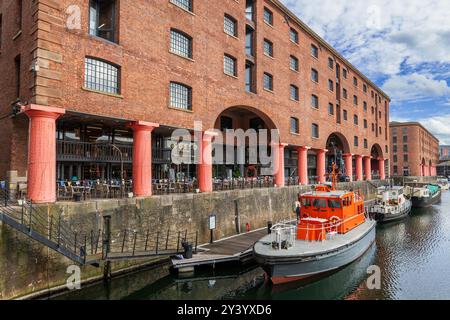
[329, 216, 341, 231]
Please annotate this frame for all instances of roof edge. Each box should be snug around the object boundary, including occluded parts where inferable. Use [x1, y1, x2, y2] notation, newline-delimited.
[390, 121, 440, 143]
[270, 0, 391, 102]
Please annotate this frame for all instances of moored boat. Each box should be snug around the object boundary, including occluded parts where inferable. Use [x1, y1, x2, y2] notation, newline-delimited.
[368, 186, 412, 223]
[405, 183, 441, 208]
[253, 165, 376, 284]
[437, 178, 449, 191]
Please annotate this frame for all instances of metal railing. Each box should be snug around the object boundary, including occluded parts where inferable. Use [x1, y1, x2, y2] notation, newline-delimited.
[0, 186, 197, 265]
[57, 141, 133, 163]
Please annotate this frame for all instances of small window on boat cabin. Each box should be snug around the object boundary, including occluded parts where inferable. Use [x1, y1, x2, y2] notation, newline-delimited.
[343, 196, 352, 207]
[313, 199, 327, 208]
[328, 200, 341, 209]
[302, 198, 311, 207]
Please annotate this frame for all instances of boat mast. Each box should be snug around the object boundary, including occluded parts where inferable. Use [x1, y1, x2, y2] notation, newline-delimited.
[331, 163, 337, 191]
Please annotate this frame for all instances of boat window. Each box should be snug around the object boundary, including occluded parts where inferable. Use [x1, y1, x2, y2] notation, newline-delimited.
[313, 199, 327, 208]
[302, 198, 311, 207]
[343, 197, 352, 207]
[328, 200, 341, 208]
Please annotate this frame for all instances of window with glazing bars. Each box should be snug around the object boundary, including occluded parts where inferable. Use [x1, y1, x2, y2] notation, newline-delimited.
[311, 69, 319, 82]
[328, 103, 334, 115]
[170, 0, 193, 12]
[290, 117, 299, 134]
[224, 15, 237, 37]
[290, 56, 299, 71]
[170, 29, 192, 58]
[264, 7, 273, 25]
[224, 54, 237, 77]
[264, 39, 273, 57]
[170, 82, 192, 110]
[312, 124, 319, 138]
[264, 73, 273, 91]
[311, 44, 319, 58]
[290, 28, 299, 43]
[84, 57, 120, 94]
[328, 79, 334, 91]
[311, 95, 319, 108]
[290, 85, 299, 101]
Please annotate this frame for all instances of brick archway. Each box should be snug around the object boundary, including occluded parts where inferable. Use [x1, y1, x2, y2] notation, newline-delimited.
[213, 105, 278, 131]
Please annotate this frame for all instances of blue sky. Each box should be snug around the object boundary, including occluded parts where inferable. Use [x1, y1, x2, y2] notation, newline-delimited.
[282, 0, 450, 144]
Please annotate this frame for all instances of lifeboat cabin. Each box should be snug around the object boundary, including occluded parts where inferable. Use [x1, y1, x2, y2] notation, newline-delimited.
[298, 185, 366, 242]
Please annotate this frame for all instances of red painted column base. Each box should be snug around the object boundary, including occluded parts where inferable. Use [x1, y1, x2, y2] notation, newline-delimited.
[198, 131, 218, 193]
[274, 143, 288, 187]
[317, 149, 328, 184]
[297, 146, 310, 185]
[364, 156, 372, 181]
[355, 155, 363, 182]
[25, 104, 65, 204]
[130, 121, 159, 197]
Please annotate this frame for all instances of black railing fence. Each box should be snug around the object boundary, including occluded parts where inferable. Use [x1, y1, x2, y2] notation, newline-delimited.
[0, 185, 197, 265]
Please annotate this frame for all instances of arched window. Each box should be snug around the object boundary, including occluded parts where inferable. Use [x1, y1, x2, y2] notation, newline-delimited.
[170, 29, 193, 58]
[170, 82, 192, 110]
[170, 0, 193, 12]
[84, 57, 120, 94]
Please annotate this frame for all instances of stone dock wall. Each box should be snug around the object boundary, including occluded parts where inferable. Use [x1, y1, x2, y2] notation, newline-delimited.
[3, 178, 432, 299]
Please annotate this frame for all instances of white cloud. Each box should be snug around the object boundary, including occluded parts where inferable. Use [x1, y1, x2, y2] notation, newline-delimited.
[281, 0, 450, 102]
[282, 0, 450, 74]
[422, 115, 450, 144]
[382, 73, 450, 102]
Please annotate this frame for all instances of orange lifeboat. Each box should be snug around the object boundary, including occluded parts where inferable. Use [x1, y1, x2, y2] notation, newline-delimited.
[297, 164, 366, 241]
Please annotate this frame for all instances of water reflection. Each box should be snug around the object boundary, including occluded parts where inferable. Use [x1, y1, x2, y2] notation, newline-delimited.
[56, 192, 450, 300]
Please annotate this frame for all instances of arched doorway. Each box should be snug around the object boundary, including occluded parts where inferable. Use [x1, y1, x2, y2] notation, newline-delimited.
[420, 158, 427, 177]
[326, 133, 351, 177]
[213, 106, 277, 180]
[371, 144, 384, 178]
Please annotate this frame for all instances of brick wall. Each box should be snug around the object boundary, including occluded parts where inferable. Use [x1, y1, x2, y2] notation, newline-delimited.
[0, 0, 391, 178]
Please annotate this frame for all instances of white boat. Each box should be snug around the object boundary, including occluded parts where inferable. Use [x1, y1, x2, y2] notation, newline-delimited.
[368, 186, 412, 223]
[437, 178, 449, 191]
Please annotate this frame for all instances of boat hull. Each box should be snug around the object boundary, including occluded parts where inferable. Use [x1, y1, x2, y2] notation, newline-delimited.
[254, 221, 376, 284]
[369, 202, 412, 224]
[411, 190, 441, 208]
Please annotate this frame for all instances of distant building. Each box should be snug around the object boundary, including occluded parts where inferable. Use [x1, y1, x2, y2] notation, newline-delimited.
[439, 145, 450, 162]
[437, 161, 450, 178]
[390, 122, 439, 177]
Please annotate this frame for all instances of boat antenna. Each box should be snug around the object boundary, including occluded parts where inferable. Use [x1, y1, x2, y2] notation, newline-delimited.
[331, 162, 337, 191]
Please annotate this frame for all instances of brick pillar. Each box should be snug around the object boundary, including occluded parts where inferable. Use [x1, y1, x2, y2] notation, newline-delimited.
[274, 143, 287, 187]
[364, 156, 372, 181]
[297, 146, 310, 185]
[343, 153, 354, 182]
[424, 165, 429, 177]
[317, 149, 328, 184]
[198, 131, 217, 193]
[25, 105, 65, 203]
[355, 155, 363, 182]
[378, 158, 386, 180]
[130, 121, 159, 197]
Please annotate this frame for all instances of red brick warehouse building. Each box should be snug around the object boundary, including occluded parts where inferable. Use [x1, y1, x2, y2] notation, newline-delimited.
[390, 122, 439, 177]
[0, 0, 391, 203]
